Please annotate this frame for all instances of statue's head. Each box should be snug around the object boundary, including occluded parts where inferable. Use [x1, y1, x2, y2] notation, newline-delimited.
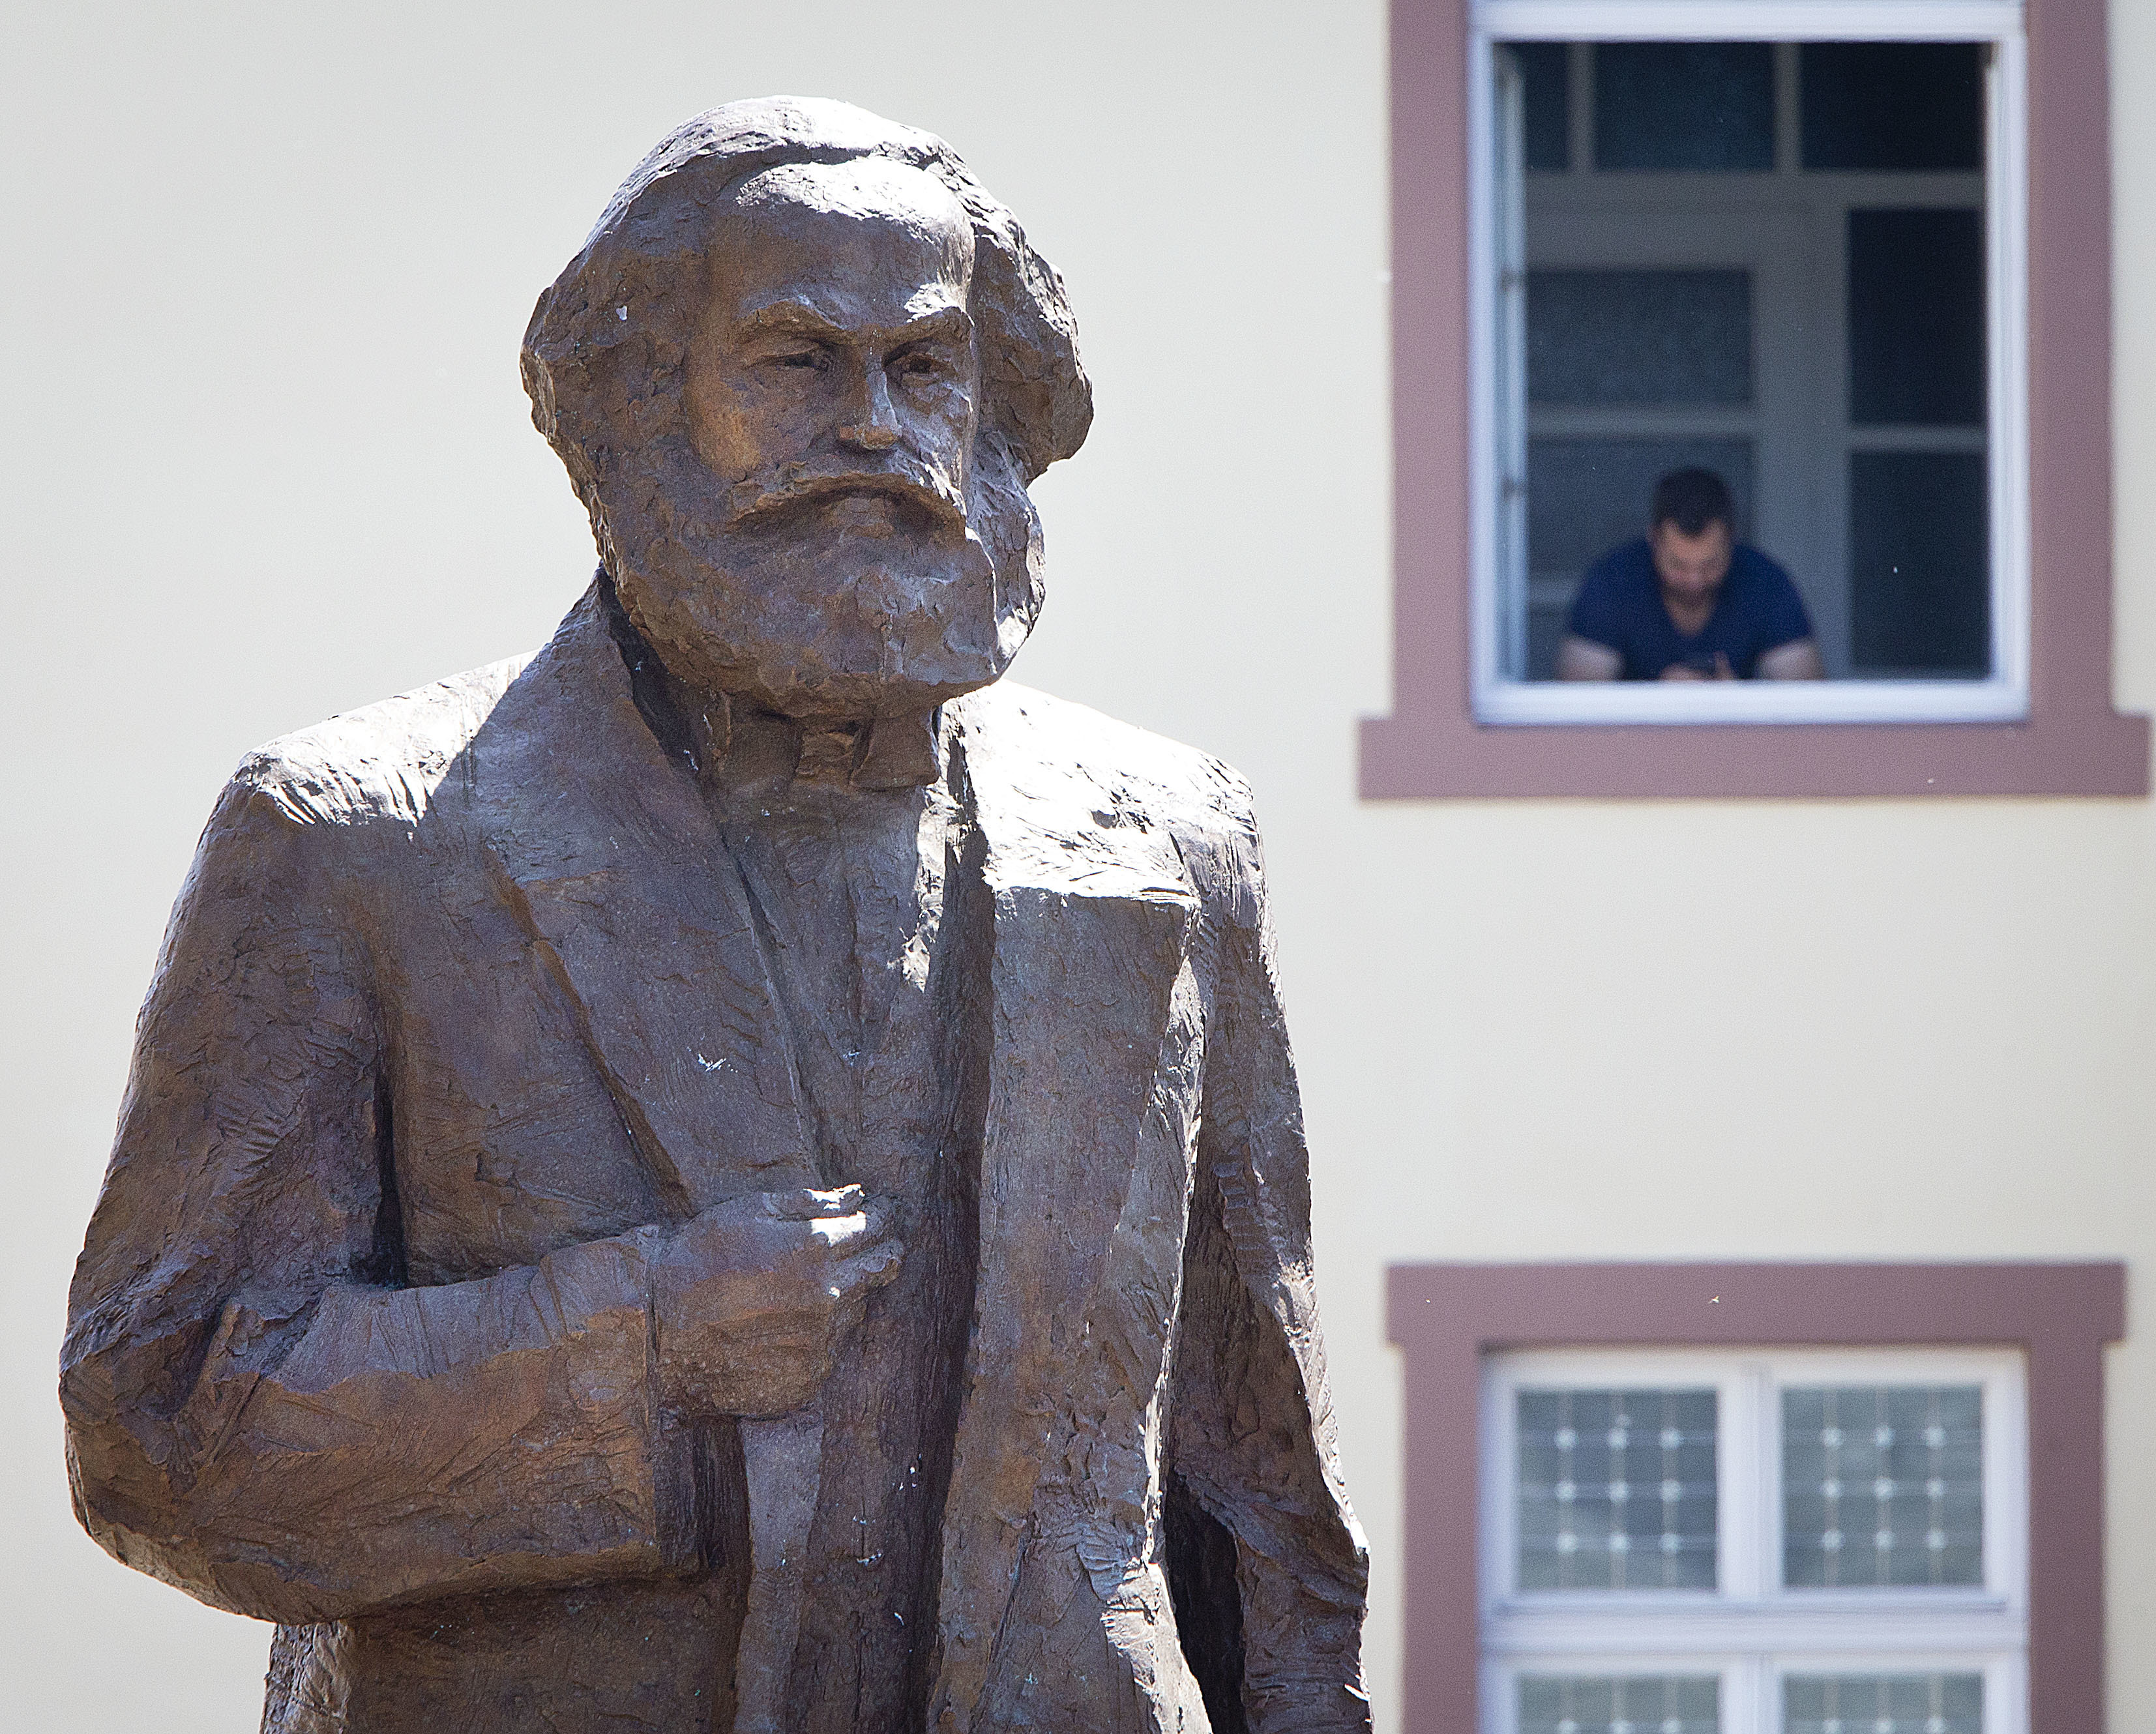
[522, 98, 1091, 721]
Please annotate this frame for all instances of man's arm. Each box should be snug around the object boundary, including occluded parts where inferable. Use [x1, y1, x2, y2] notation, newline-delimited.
[1555, 634, 1623, 680]
[1169, 801, 1370, 1733]
[62, 772, 891, 1626]
[1756, 638, 1825, 679]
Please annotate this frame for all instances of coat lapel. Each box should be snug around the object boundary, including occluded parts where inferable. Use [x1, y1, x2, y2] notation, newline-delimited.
[928, 684, 1204, 1734]
[464, 587, 821, 1214]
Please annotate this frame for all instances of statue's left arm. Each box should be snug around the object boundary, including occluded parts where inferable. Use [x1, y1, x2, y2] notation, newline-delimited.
[1168, 791, 1372, 1734]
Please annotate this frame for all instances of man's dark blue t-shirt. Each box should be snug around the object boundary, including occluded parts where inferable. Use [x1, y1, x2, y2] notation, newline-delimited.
[1567, 538, 1813, 679]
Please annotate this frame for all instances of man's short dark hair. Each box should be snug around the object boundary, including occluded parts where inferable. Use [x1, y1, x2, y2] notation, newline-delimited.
[1650, 467, 1735, 537]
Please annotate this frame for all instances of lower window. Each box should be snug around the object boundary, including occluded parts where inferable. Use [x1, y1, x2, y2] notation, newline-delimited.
[1480, 1349, 2027, 1734]
[1516, 1671, 1987, 1734]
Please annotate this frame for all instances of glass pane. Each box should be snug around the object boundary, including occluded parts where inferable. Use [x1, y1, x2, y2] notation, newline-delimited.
[1850, 452, 1990, 677]
[1784, 1673, 1983, 1734]
[1782, 1385, 1984, 1587]
[1528, 437, 1754, 579]
[1595, 44, 1774, 171]
[1520, 1675, 1721, 1734]
[1514, 41, 1571, 171]
[1526, 596, 1569, 683]
[1801, 43, 1985, 171]
[1849, 209, 1986, 427]
[1518, 1388, 1717, 1590]
[1528, 270, 1753, 406]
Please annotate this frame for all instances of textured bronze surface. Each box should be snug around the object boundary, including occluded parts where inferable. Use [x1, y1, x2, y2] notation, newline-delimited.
[63, 97, 1368, 1733]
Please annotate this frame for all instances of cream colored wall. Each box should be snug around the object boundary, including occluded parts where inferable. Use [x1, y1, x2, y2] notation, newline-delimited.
[4, 3, 2150, 1729]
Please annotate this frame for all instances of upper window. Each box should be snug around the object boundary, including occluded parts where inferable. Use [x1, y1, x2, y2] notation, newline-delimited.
[1363, 0, 2146, 795]
[1472, 3, 2028, 724]
[1481, 1347, 2028, 1734]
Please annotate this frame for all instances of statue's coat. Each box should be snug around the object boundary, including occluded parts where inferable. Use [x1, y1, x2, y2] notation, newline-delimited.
[62, 588, 1368, 1733]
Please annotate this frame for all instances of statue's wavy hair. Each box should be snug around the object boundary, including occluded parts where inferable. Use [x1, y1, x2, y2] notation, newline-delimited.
[521, 96, 1093, 560]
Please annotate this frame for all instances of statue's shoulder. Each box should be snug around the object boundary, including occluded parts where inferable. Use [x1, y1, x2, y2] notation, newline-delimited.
[230, 650, 538, 830]
[954, 679, 1265, 874]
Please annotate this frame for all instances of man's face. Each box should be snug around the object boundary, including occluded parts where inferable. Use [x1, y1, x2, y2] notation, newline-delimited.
[1650, 518, 1734, 604]
[605, 158, 1042, 720]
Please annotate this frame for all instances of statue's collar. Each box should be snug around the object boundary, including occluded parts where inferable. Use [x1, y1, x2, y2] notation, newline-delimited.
[698, 702, 945, 799]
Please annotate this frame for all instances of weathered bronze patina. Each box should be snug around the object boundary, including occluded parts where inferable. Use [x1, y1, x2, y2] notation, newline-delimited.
[63, 98, 1369, 1734]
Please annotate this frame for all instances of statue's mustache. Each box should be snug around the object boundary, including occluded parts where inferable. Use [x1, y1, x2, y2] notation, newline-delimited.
[723, 459, 967, 533]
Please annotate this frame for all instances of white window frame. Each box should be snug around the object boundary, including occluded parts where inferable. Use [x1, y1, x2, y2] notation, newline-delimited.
[1479, 1346, 2030, 1734]
[1466, 0, 2031, 726]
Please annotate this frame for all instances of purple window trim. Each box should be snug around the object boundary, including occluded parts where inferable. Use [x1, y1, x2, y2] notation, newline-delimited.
[1362, 0, 2150, 797]
[1387, 1261, 2126, 1733]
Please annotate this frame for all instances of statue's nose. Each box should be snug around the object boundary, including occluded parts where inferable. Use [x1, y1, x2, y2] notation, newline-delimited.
[838, 362, 902, 451]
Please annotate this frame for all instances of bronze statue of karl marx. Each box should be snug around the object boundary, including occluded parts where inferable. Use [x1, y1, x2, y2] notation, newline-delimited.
[63, 97, 1369, 1734]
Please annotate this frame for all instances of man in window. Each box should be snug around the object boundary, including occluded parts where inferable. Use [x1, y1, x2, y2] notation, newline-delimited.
[1554, 467, 1826, 681]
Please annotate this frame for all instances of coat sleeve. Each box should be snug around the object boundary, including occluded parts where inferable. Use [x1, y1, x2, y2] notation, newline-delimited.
[59, 768, 696, 1627]
[1168, 787, 1372, 1734]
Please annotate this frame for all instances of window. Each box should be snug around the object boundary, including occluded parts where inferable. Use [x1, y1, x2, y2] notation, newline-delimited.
[1479, 27, 2020, 722]
[1481, 1349, 2027, 1734]
[1383, 1263, 2123, 1734]
[1361, 0, 2148, 797]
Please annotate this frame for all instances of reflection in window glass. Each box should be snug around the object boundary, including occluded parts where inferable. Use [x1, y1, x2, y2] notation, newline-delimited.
[1801, 43, 1985, 171]
[1518, 1388, 1718, 1590]
[1595, 43, 1775, 171]
[1783, 1672, 1982, 1734]
[1529, 271, 1753, 407]
[1851, 452, 1990, 675]
[1516, 41, 1571, 171]
[1782, 1386, 1984, 1588]
[1848, 209, 1986, 427]
[1520, 1675, 1720, 1734]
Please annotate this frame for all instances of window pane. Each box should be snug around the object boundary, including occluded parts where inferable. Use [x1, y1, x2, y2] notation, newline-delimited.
[1526, 593, 1569, 683]
[1848, 209, 1986, 427]
[1515, 41, 1571, 171]
[1528, 270, 1753, 406]
[1528, 437, 1755, 580]
[1518, 1388, 1717, 1590]
[1595, 44, 1774, 171]
[1782, 1385, 1984, 1587]
[1521, 1675, 1720, 1734]
[1850, 452, 1990, 677]
[1784, 1673, 1983, 1734]
[1801, 43, 1985, 172]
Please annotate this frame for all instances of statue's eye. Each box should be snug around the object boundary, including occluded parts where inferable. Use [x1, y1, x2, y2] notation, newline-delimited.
[894, 351, 943, 379]
[774, 347, 827, 371]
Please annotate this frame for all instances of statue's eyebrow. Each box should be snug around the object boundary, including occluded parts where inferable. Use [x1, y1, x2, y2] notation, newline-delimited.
[736, 301, 849, 341]
[885, 306, 973, 349]
[735, 300, 973, 347]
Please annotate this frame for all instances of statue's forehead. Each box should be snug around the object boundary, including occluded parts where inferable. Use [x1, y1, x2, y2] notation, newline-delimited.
[703, 159, 975, 323]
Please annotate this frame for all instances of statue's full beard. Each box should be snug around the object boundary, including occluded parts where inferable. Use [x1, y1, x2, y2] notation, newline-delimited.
[597, 434, 1046, 722]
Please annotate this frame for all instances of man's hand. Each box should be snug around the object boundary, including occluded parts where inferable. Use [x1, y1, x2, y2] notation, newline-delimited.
[1756, 637, 1826, 680]
[1554, 634, 1623, 681]
[1659, 652, 1734, 681]
[650, 1186, 903, 1418]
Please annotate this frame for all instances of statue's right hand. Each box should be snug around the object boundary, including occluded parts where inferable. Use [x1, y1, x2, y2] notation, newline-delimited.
[650, 1186, 903, 1418]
